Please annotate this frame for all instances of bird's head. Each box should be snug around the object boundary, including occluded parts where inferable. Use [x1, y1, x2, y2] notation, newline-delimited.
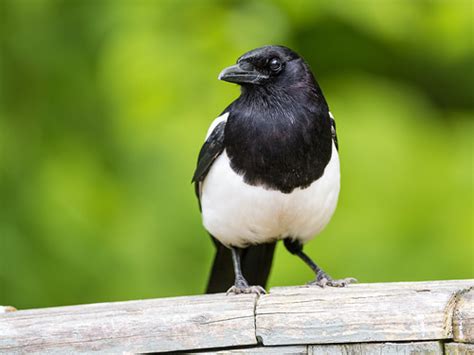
[218, 45, 315, 92]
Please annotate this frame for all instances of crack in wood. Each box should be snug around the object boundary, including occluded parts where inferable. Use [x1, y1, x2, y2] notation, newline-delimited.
[2, 280, 473, 353]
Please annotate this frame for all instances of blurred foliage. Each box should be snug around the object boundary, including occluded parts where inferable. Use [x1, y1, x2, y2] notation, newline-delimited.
[0, 0, 472, 309]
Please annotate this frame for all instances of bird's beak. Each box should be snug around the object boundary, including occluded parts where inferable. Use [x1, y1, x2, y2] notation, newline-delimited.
[218, 64, 269, 84]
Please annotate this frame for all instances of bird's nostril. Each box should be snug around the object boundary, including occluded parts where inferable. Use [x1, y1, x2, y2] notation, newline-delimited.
[239, 61, 254, 71]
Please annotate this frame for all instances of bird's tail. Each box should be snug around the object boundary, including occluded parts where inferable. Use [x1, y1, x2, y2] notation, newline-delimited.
[206, 241, 276, 293]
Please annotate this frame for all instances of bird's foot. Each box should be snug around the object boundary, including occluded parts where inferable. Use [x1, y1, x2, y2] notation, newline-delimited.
[226, 285, 266, 295]
[308, 274, 357, 288]
[226, 277, 266, 295]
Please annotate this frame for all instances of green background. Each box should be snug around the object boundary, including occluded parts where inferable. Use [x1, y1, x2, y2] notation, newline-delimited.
[1, 0, 472, 309]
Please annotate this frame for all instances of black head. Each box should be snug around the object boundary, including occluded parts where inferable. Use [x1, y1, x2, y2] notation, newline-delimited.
[218, 45, 315, 91]
[219, 46, 333, 194]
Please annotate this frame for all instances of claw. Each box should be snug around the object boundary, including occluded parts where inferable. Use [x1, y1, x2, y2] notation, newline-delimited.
[226, 285, 266, 295]
[327, 277, 358, 287]
[308, 277, 357, 288]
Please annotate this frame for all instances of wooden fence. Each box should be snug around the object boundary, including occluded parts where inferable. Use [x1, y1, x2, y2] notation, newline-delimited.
[1, 279, 473, 354]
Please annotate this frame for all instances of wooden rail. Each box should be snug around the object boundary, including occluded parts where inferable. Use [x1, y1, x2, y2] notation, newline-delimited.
[1, 280, 472, 354]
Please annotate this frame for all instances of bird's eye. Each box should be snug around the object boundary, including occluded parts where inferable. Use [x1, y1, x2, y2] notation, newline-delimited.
[269, 58, 281, 72]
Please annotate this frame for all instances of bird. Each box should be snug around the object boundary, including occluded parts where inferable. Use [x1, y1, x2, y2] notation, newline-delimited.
[192, 45, 356, 294]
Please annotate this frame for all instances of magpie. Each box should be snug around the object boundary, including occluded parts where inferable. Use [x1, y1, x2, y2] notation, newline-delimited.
[192, 45, 356, 294]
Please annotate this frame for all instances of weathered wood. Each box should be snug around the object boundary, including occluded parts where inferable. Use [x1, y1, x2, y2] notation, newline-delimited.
[2, 280, 473, 353]
[452, 288, 474, 343]
[196, 342, 447, 355]
[0, 306, 17, 314]
[196, 345, 308, 354]
[309, 341, 443, 354]
[445, 342, 474, 355]
[0, 294, 258, 353]
[256, 280, 474, 346]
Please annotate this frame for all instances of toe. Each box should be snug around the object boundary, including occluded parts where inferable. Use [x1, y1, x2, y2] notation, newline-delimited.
[326, 280, 345, 287]
[308, 276, 357, 288]
[249, 286, 267, 295]
[327, 277, 358, 287]
[226, 285, 266, 295]
[226, 286, 239, 295]
[307, 277, 329, 288]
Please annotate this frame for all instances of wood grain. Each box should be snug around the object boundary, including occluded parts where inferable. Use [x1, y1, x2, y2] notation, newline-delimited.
[256, 280, 474, 346]
[0, 294, 258, 353]
[444, 342, 474, 355]
[195, 345, 308, 354]
[2, 280, 472, 353]
[452, 288, 474, 343]
[309, 341, 443, 354]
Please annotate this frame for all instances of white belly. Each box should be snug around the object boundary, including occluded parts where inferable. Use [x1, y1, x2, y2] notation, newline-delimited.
[200, 143, 340, 247]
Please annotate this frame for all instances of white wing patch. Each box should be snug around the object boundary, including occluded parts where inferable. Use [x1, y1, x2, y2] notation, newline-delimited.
[205, 112, 229, 140]
[197, 113, 229, 200]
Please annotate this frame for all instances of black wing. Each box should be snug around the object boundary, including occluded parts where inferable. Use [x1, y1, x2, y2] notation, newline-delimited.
[330, 114, 339, 151]
[192, 120, 226, 206]
[193, 118, 276, 294]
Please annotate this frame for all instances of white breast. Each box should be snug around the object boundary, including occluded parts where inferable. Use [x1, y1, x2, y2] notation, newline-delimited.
[200, 143, 340, 247]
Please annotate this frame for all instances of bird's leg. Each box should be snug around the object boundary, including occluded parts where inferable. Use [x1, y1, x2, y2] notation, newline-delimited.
[226, 247, 266, 295]
[284, 239, 357, 288]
